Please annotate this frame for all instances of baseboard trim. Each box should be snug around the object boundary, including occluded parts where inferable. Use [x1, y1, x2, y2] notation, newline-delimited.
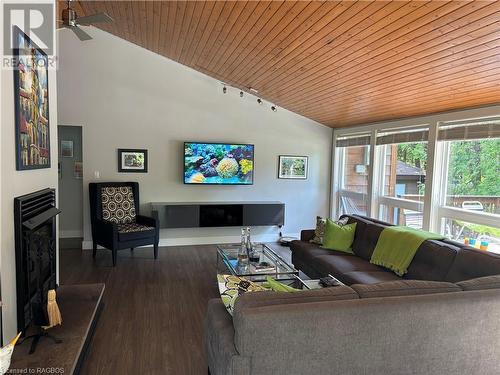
[60, 230, 83, 238]
[81, 233, 299, 250]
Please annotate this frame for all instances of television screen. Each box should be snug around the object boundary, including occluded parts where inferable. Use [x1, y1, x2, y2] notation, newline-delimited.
[184, 142, 254, 185]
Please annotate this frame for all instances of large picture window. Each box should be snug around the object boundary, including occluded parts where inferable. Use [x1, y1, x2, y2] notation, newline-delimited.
[332, 109, 500, 258]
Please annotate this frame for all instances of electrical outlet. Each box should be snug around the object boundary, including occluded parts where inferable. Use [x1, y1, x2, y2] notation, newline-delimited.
[94, 171, 100, 179]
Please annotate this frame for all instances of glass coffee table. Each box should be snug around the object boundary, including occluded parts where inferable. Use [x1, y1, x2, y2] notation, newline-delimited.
[216, 243, 299, 282]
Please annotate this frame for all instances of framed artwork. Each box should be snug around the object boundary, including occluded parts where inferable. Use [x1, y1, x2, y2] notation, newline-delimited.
[74, 161, 83, 179]
[118, 149, 148, 173]
[278, 155, 308, 180]
[60, 140, 73, 157]
[13, 26, 51, 170]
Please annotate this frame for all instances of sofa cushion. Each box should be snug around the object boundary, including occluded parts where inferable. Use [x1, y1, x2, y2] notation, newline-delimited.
[445, 247, 500, 282]
[347, 216, 387, 261]
[312, 254, 383, 276]
[351, 280, 461, 298]
[291, 241, 333, 262]
[340, 271, 400, 285]
[117, 223, 155, 241]
[217, 274, 266, 316]
[311, 216, 349, 245]
[405, 240, 459, 281]
[310, 216, 326, 245]
[456, 274, 500, 291]
[323, 220, 356, 254]
[101, 186, 136, 224]
[235, 286, 358, 309]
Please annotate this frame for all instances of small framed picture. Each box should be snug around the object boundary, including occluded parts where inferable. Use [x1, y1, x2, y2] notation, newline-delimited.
[60, 140, 74, 157]
[278, 155, 308, 179]
[118, 149, 148, 173]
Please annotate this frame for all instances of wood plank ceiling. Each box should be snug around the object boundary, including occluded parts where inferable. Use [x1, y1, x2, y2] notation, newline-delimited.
[60, 1, 500, 128]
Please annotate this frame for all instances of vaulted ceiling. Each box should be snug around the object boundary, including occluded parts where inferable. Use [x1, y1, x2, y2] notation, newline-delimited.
[59, 1, 500, 128]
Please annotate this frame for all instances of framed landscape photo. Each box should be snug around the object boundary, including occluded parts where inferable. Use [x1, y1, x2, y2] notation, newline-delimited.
[278, 155, 308, 180]
[118, 149, 148, 173]
[13, 27, 51, 170]
[60, 140, 73, 157]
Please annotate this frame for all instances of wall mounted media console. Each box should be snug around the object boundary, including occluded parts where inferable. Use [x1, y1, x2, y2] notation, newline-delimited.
[151, 202, 285, 229]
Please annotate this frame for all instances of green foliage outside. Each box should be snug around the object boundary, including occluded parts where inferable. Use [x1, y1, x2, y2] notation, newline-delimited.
[448, 139, 500, 196]
[397, 142, 428, 170]
[396, 139, 500, 196]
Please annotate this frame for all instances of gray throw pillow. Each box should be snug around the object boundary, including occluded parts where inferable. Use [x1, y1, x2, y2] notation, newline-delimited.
[310, 216, 348, 245]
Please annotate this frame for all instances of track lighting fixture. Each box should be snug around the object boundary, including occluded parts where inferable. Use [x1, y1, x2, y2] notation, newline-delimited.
[257, 98, 263, 105]
[222, 85, 227, 94]
[240, 91, 244, 98]
[271, 105, 277, 112]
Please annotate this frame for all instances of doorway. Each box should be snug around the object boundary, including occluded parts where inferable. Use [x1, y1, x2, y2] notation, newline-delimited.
[58, 125, 83, 249]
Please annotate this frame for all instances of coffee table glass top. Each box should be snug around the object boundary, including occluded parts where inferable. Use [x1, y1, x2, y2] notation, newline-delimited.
[216, 243, 298, 281]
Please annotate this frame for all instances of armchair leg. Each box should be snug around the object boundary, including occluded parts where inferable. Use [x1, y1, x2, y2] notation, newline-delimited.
[112, 248, 117, 266]
[154, 244, 158, 259]
[92, 242, 97, 259]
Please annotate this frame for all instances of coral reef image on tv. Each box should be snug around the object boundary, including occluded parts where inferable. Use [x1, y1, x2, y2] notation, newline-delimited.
[184, 142, 254, 185]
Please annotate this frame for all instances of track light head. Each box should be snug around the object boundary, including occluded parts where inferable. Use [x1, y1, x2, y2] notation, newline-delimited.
[240, 91, 244, 98]
[222, 85, 227, 94]
[257, 98, 263, 105]
[271, 105, 277, 112]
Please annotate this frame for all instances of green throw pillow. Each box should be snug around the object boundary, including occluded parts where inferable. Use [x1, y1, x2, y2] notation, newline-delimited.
[322, 220, 356, 254]
[263, 276, 300, 292]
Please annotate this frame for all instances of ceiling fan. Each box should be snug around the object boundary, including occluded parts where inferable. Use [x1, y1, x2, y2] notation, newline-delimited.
[60, 0, 113, 41]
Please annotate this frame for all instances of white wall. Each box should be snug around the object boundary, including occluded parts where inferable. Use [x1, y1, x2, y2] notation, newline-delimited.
[0, 16, 59, 342]
[57, 27, 332, 247]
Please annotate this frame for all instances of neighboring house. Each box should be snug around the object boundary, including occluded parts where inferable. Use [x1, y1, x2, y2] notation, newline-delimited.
[395, 160, 426, 197]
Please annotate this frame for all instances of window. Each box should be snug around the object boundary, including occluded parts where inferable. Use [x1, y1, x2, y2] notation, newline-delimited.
[332, 110, 500, 255]
[376, 126, 429, 228]
[377, 127, 428, 201]
[336, 134, 371, 216]
[436, 118, 500, 252]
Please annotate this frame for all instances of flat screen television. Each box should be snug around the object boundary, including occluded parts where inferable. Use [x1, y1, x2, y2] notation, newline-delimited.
[184, 142, 254, 185]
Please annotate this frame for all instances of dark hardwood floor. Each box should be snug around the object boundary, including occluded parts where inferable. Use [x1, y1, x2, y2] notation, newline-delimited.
[59, 243, 291, 375]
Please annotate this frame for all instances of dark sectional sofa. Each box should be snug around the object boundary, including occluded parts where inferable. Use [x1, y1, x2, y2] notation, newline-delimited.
[292, 214, 500, 284]
[205, 214, 500, 375]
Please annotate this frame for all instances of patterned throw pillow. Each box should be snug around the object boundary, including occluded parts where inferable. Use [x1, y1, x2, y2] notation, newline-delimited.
[101, 186, 136, 224]
[310, 216, 348, 245]
[217, 274, 265, 315]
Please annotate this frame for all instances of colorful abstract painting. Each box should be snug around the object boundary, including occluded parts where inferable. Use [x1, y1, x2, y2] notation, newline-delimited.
[13, 27, 51, 170]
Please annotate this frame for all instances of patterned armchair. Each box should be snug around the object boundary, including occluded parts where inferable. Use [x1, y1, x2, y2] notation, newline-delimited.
[89, 182, 159, 266]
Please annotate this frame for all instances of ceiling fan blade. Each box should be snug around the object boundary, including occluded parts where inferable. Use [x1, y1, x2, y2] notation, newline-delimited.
[76, 12, 113, 25]
[71, 26, 92, 41]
